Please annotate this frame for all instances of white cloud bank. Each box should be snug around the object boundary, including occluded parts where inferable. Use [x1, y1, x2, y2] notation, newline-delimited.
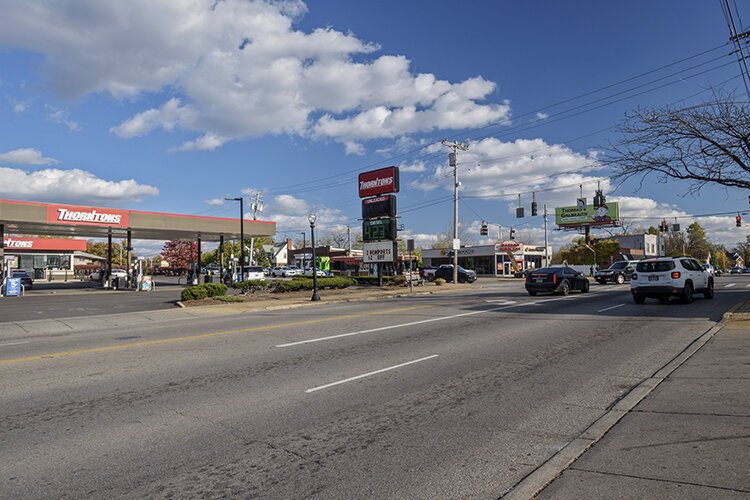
[0, 0, 510, 152]
[0, 167, 159, 204]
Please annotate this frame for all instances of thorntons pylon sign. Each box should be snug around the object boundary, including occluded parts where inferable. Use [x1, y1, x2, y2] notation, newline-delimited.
[46, 204, 130, 227]
[358, 166, 400, 198]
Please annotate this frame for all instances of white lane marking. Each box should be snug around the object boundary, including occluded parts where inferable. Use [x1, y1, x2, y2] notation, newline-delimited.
[484, 299, 517, 305]
[745, 283, 750, 288]
[276, 300, 549, 348]
[0, 341, 29, 347]
[725, 283, 737, 288]
[597, 303, 625, 313]
[305, 355, 439, 393]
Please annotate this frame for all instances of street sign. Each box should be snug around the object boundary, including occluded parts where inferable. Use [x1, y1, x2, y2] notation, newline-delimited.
[363, 241, 397, 263]
[5, 277, 21, 297]
[407, 239, 415, 253]
[358, 166, 400, 198]
[363, 217, 397, 241]
[452, 238, 461, 250]
[362, 194, 397, 219]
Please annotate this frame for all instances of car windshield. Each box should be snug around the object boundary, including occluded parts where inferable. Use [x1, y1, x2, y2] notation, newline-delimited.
[610, 262, 628, 269]
[636, 261, 676, 272]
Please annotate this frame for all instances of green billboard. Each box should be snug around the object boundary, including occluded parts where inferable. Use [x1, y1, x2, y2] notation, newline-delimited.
[555, 202, 619, 227]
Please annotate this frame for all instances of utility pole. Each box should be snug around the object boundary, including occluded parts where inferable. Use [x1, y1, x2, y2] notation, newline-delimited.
[543, 204, 549, 267]
[248, 192, 263, 266]
[442, 139, 469, 284]
[347, 225, 351, 255]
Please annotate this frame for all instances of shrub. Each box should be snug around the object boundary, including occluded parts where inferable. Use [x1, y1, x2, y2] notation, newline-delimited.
[352, 276, 393, 286]
[271, 277, 356, 293]
[181, 283, 228, 301]
[232, 279, 269, 294]
[393, 275, 407, 286]
[434, 278, 446, 286]
[214, 295, 244, 303]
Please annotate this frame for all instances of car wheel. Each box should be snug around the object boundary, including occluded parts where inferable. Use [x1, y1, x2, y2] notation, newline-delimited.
[615, 274, 625, 284]
[633, 293, 646, 304]
[581, 280, 590, 293]
[682, 283, 693, 304]
[527, 290, 538, 296]
[558, 281, 570, 296]
[704, 279, 715, 299]
[427, 275, 435, 282]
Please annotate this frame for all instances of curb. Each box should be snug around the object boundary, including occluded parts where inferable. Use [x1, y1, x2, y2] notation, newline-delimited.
[500, 297, 746, 499]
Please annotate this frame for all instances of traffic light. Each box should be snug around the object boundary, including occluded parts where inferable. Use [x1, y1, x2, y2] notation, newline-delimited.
[531, 201, 538, 216]
[737, 215, 742, 227]
[509, 227, 515, 240]
[516, 207, 524, 218]
[480, 222, 488, 236]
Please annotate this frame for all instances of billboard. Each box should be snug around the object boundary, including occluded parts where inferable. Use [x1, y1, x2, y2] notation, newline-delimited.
[362, 195, 397, 219]
[555, 202, 619, 227]
[358, 166, 400, 198]
[363, 241, 397, 263]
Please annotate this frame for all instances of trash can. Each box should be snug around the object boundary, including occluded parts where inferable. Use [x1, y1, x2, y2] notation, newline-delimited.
[204, 274, 213, 284]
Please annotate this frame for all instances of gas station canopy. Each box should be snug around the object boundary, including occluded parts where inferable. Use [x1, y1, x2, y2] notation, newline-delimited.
[0, 199, 275, 241]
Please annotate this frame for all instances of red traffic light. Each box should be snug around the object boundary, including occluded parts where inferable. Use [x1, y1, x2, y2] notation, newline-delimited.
[737, 215, 742, 227]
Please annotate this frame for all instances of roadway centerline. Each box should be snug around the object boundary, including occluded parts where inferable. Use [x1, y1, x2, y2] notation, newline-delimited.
[305, 355, 439, 393]
[0, 304, 428, 365]
[0, 341, 30, 347]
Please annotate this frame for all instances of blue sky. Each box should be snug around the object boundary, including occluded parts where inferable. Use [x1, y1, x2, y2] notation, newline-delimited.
[0, 0, 748, 255]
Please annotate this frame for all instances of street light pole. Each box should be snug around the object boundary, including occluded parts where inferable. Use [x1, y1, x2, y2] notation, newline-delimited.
[226, 197, 244, 282]
[309, 213, 320, 301]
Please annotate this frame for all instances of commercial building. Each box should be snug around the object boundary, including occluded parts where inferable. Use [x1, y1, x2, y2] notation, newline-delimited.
[608, 234, 665, 259]
[421, 241, 552, 276]
[0, 199, 275, 285]
[2, 236, 104, 280]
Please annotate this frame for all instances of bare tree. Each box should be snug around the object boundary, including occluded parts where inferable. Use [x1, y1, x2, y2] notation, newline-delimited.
[608, 91, 750, 194]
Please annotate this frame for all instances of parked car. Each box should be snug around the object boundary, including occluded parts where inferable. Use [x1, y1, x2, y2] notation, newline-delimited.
[242, 266, 266, 281]
[271, 266, 300, 277]
[525, 266, 589, 296]
[418, 266, 438, 282]
[731, 266, 743, 274]
[594, 260, 638, 284]
[433, 264, 477, 283]
[204, 263, 220, 275]
[10, 269, 33, 290]
[304, 266, 327, 277]
[89, 269, 128, 281]
[630, 257, 713, 304]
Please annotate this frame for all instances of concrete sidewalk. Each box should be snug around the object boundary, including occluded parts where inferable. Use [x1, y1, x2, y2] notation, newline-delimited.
[531, 304, 750, 498]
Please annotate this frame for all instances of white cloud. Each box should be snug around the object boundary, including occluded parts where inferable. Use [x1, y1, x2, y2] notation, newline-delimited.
[0, 1, 511, 151]
[12, 100, 29, 114]
[0, 148, 59, 166]
[344, 142, 365, 156]
[398, 161, 426, 173]
[46, 107, 81, 131]
[535, 112, 549, 120]
[206, 198, 225, 206]
[0, 167, 159, 203]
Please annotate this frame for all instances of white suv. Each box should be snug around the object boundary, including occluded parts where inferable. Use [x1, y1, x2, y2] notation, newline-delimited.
[630, 257, 714, 304]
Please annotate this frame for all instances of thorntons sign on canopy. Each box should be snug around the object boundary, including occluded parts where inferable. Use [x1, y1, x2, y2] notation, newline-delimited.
[46, 204, 130, 227]
[358, 166, 400, 198]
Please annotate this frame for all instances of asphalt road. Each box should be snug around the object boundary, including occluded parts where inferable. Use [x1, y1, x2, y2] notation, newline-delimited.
[1, 275, 747, 498]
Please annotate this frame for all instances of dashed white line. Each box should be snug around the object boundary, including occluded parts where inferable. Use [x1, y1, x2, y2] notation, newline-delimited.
[745, 283, 750, 288]
[0, 341, 29, 347]
[597, 303, 626, 313]
[305, 355, 439, 393]
[725, 283, 737, 288]
[276, 300, 548, 348]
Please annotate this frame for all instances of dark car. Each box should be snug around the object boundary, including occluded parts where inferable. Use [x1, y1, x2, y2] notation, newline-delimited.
[434, 264, 477, 283]
[525, 266, 589, 296]
[594, 260, 638, 284]
[10, 269, 33, 290]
